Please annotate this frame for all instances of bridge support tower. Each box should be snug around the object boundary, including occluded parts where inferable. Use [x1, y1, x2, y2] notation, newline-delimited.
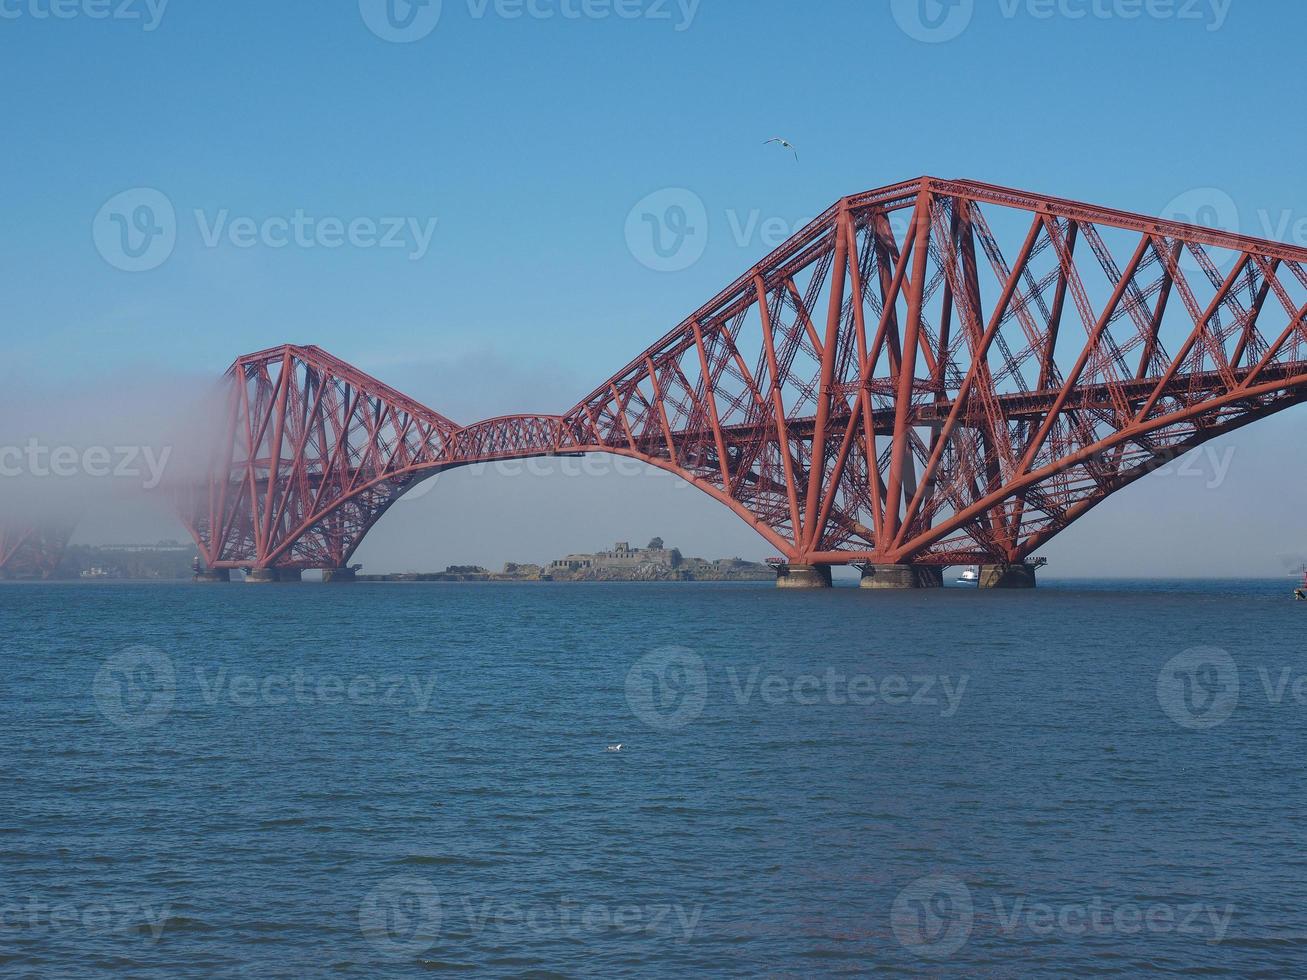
[244, 568, 302, 583]
[979, 563, 1040, 589]
[858, 564, 944, 589]
[774, 563, 832, 589]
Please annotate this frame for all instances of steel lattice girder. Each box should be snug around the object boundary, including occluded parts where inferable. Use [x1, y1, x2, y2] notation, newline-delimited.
[182, 177, 1307, 570]
[0, 524, 73, 579]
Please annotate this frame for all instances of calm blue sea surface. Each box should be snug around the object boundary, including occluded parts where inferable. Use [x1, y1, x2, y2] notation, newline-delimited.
[2, 578, 1306, 976]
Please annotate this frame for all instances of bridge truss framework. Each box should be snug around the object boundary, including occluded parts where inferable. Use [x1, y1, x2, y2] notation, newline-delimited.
[180, 177, 1307, 586]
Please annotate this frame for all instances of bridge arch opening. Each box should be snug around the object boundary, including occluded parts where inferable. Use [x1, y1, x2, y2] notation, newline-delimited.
[333, 450, 784, 576]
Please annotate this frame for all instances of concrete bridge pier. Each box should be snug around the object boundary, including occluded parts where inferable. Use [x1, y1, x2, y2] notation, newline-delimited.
[321, 567, 358, 584]
[244, 567, 302, 583]
[193, 568, 231, 583]
[979, 563, 1040, 589]
[858, 564, 944, 589]
[774, 563, 833, 589]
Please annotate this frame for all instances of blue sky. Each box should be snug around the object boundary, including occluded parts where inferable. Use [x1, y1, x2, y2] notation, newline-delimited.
[4, 0, 1306, 572]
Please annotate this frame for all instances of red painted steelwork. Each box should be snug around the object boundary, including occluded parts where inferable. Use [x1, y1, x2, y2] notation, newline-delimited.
[181, 177, 1307, 570]
[0, 525, 73, 579]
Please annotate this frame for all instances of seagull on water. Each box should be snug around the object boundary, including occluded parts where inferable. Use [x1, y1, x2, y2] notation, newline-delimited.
[607, 744, 623, 752]
[764, 137, 798, 161]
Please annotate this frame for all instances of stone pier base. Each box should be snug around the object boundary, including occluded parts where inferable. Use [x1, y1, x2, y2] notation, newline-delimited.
[858, 564, 944, 589]
[193, 569, 231, 583]
[321, 567, 358, 584]
[774, 563, 833, 589]
[244, 568, 302, 583]
[979, 563, 1038, 589]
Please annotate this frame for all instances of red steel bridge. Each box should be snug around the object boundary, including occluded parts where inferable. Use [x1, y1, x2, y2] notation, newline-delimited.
[0, 524, 73, 580]
[179, 177, 1307, 587]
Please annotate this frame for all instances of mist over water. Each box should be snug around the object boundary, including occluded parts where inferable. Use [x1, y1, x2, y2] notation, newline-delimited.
[0, 368, 222, 535]
[5, 359, 1307, 579]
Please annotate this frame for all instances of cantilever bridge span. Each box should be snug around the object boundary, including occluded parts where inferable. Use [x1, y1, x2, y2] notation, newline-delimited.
[0, 525, 72, 581]
[180, 177, 1307, 588]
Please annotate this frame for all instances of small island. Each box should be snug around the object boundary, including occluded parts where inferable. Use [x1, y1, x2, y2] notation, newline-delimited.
[357, 538, 773, 583]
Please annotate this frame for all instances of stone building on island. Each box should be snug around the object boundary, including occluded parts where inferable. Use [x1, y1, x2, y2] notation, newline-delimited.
[357, 537, 771, 582]
[550, 539, 680, 575]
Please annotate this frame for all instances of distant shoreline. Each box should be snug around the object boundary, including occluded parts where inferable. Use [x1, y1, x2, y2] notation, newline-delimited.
[354, 574, 773, 584]
[2, 575, 1299, 586]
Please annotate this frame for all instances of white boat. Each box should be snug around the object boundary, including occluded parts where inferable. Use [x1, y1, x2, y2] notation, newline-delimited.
[956, 566, 979, 586]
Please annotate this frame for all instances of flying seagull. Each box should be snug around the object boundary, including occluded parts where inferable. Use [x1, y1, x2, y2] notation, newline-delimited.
[764, 137, 798, 161]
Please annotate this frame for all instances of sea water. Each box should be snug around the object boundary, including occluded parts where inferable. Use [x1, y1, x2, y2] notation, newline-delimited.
[1, 578, 1304, 975]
